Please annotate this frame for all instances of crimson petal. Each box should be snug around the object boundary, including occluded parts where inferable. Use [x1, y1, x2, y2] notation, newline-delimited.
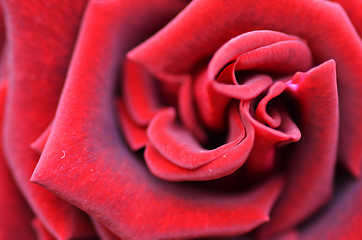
[31, 122, 52, 154]
[257, 60, 339, 237]
[329, 0, 362, 37]
[254, 81, 288, 128]
[116, 99, 147, 151]
[300, 178, 362, 240]
[32, 219, 56, 240]
[122, 59, 162, 126]
[207, 31, 311, 79]
[91, 218, 120, 240]
[244, 85, 302, 177]
[145, 102, 253, 181]
[0, 82, 36, 240]
[1, 1, 96, 238]
[147, 107, 242, 170]
[178, 76, 207, 142]
[235, 40, 312, 74]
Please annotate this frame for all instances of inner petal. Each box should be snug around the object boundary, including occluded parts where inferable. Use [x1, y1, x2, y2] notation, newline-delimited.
[254, 81, 289, 128]
[235, 39, 312, 74]
[145, 102, 255, 181]
[243, 95, 301, 178]
[122, 59, 162, 126]
[146, 103, 246, 170]
[178, 77, 207, 143]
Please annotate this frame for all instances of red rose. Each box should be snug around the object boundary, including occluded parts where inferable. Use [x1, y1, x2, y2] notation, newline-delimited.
[0, 0, 361, 239]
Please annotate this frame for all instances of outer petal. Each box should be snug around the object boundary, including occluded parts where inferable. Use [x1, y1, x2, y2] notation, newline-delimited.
[0, 82, 37, 240]
[330, 0, 362, 37]
[91, 218, 120, 240]
[257, 60, 339, 237]
[270, 230, 300, 240]
[32, 219, 56, 240]
[129, 0, 362, 177]
[301, 178, 362, 240]
[31, 0, 284, 238]
[1, 1, 97, 239]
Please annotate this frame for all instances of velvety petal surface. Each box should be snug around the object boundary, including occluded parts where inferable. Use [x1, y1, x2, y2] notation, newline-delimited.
[301, 178, 362, 240]
[0, 82, 37, 240]
[116, 99, 147, 151]
[329, 0, 362, 37]
[1, 0, 96, 238]
[145, 102, 254, 181]
[122, 59, 162, 126]
[257, 60, 339, 237]
[92, 218, 120, 240]
[32, 219, 56, 240]
[146, 105, 246, 170]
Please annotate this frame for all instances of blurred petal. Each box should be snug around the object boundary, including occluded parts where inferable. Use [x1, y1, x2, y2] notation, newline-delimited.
[30, 122, 52, 153]
[32, 219, 56, 240]
[301, 178, 362, 240]
[269, 230, 300, 240]
[329, 0, 362, 37]
[92, 218, 120, 240]
[0, 82, 37, 240]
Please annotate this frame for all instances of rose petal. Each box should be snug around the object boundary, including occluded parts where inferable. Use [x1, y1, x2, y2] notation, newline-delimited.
[257, 60, 339, 237]
[1, 1, 96, 238]
[212, 71, 274, 101]
[122, 59, 162, 126]
[129, 0, 362, 178]
[329, 0, 362, 37]
[30, 121, 52, 153]
[300, 178, 362, 240]
[0, 82, 37, 240]
[235, 40, 312, 74]
[254, 81, 287, 128]
[146, 106, 245, 170]
[145, 102, 253, 181]
[245, 99, 302, 178]
[91, 218, 120, 240]
[32, 219, 56, 240]
[207, 31, 311, 78]
[178, 76, 207, 142]
[269, 230, 300, 240]
[194, 65, 232, 130]
[116, 99, 147, 151]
